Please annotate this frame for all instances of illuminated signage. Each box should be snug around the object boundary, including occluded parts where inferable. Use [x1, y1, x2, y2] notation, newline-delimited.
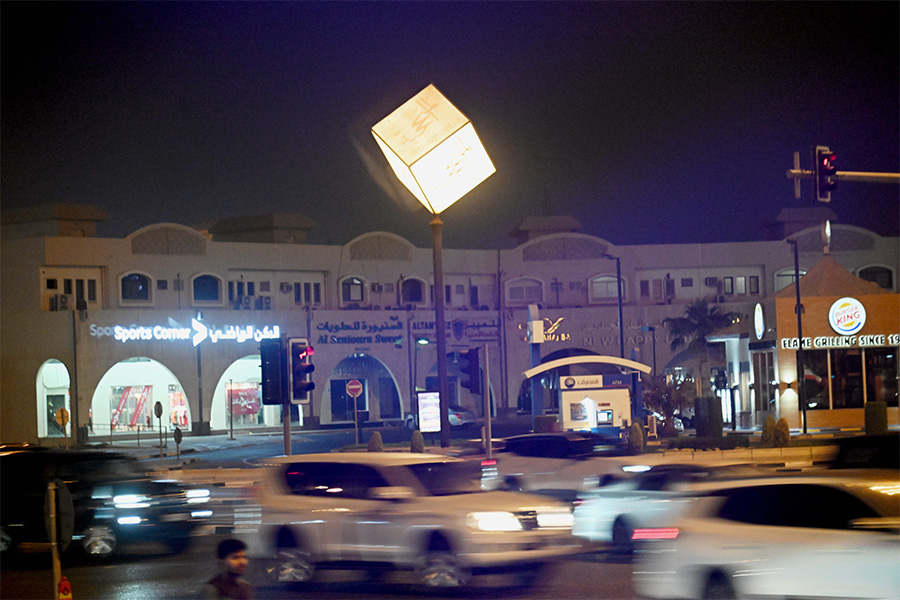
[89, 320, 281, 346]
[417, 391, 441, 433]
[754, 303, 765, 340]
[828, 297, 866, 335]
[780, 333, 900, 350]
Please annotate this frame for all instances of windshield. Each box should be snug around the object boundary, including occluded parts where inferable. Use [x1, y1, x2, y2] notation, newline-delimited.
[398, 461, 483, 496]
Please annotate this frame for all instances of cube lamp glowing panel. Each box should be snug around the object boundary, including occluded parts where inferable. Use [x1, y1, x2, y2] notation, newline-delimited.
[372, 84, 495, 214]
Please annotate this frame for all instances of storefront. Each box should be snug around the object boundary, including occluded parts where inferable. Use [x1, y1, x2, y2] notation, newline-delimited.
[776, 257, 899, 429]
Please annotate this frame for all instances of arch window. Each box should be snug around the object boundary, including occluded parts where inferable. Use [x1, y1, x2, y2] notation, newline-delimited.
[505, 277, 543, 306]
[589, 275, 626, 304]
[401, 278, 425, 304]
[192, 274, 222, 304]
[858, 266, 893, 290]
[774, 268, 807, 292]
[341, 277, 366, 304]
[120, 272, 152, 304]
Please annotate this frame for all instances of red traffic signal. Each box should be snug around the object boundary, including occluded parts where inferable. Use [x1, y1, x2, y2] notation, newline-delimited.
[814, 146, 837, 202]
[289, 338, 315, 404]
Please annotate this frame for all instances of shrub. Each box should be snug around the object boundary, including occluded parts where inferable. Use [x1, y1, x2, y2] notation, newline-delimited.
[865, 401, 888, 435]
[774, 418, 791, 447]
[410, 430, 425, 453]
[626, 421, 644, 455]
[694, 396, 724, 438]
[367, 431, 384, 452]
[760, 415, 777, 447]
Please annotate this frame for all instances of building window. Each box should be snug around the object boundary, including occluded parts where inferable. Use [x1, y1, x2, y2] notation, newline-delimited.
[723, 277, 734, 295]
[46, 278, 58, 290]
[193, 274, 221, 302]
[121, 273, 151, 301]
[858, 266, 893, 290]
[681, 278, 693, 287]
[589, 275, 624, 303]
[775, 268, 806, 292]
[259, 281, 270, 293]
[749, 276, 759, 294]
[401, 279, 424, 304]
[157, 280, 168, 290]
[342, 277, 365, 303]
[735, 276, 746, 295]
[64, 279, 73, 295]
[506, 278, 542, 305]
[87, 279, 97, 301]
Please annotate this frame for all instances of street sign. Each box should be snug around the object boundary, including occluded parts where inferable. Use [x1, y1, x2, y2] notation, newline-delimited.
[346, 379, 363, 398]
[55, 408, 69, 427]
[154, 401, 163, 418]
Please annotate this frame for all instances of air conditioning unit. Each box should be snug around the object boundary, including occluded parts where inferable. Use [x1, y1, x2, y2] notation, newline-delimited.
[58, 294, 70, 311]
[279, 282, 292, 293]
[704, 277, 718, 287]
[241, 296, 252, 310]
[371, 283, 383, 293]
[263, 296, 272, 310]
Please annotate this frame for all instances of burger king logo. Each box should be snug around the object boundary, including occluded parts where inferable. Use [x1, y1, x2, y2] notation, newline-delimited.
[828, 297, 866, 336]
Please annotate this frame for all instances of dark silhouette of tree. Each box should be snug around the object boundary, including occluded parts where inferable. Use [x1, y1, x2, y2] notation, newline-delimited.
[663, 299, 740, 395]
[642, 375, 695, 437]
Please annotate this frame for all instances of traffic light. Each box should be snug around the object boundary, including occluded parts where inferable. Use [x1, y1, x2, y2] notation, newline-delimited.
[814, 146, 837, 202]
[289, 338, 315, 404]
[458, 348, 481, 394]
[260, 338, 285, 405]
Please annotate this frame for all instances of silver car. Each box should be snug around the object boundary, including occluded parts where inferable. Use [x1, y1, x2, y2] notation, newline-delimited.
[235, 452, 582, 588]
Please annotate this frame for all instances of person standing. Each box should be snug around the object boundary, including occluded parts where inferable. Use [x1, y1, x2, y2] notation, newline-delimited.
[203, 538, 254, 599]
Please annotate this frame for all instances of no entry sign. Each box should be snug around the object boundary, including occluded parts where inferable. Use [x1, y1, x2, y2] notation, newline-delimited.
[346, 379, 363, 398]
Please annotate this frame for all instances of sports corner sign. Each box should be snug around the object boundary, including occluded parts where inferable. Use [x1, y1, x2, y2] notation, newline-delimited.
[89, 318, 281, 347]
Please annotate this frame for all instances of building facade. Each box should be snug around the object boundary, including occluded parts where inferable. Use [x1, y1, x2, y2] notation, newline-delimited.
[1, 206, 897, 444]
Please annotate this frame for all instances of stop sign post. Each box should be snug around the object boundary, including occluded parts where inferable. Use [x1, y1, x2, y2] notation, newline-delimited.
[347, 380, 364, 445]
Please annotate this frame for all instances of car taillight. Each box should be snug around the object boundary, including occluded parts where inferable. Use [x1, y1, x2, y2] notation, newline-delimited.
[481, 459, 497, 467]
[632, 527, 680, 540]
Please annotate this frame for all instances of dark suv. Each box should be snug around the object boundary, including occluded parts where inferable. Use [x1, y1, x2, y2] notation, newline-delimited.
[0, 447, 211, 557]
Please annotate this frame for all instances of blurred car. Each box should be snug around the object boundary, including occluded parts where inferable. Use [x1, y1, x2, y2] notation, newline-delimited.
[572, 463, 765, 553]
[0, 447, 211, 557]
[633, 473, 900, 599]
[235, 452, 581, 588]
[405, 404, 476, 429]
[480, 432, 627, 502]
[829, 432, 899, 471]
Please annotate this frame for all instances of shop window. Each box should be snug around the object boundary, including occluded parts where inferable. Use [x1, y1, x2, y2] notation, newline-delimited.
[192, 274, 221, 303]
[341, 277, 365, 304]
[831, 349, 864, 409]
[121, 273, 151, 302]
[866, 347, 899, 407]
[858, 266, 893, 290]
[401, 279, 425, 304]
[803, 350, 829, 410]
[506, 278, 542, 305]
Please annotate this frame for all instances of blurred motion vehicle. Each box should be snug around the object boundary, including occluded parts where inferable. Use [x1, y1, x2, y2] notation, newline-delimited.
[633, 473, 900, 599]
[829, 432, 899, 471]
[480, 432, 627, 502]
[573, 463, 766, 553]
[405, 404, 476, 429]
[0, 447, 211, 557]
[235, 452, 581, 588]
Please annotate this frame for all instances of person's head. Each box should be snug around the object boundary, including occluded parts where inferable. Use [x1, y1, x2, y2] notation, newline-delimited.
[217, 538, 248, 575]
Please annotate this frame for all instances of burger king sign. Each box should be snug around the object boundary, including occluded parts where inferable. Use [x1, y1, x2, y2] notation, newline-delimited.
[828, 297, 866, 336]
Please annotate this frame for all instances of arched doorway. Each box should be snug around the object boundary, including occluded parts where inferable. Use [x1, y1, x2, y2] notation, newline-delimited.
[90, 357, 191, 436]
[325, 353, 401, 424]
[36, 359, 71, 438]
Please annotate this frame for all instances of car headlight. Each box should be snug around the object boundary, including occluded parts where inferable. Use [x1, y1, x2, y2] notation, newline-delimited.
[186, 488, 210, 503]
[536, 508, 574, 529]
[467, 511, 523, 532]
[113, 494, 150, 508]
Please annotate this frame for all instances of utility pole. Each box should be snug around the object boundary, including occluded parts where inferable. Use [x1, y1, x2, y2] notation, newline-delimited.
[786, 149, 900, 201]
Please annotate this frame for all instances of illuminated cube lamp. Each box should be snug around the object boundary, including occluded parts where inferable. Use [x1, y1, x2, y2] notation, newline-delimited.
[371, 84, 495, 214]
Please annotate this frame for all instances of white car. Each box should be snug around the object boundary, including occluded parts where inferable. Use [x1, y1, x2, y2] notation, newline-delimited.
[573, 463, 765, 553]
[235, 452, 582, 588]
[405, 404, 477, 429]
[633, 473, 900, 599]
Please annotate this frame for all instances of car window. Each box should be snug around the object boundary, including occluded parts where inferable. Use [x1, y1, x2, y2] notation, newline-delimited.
[283, 462, 390, 499]
[716, 484, 880, 529]
[398, 461, 482, 496]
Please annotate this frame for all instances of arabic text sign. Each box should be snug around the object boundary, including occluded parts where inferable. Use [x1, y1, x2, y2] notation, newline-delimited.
[89, 321, 281, 347]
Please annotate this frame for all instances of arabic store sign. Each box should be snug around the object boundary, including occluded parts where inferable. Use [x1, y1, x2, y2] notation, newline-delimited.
[90, 319, 281, 346]
[316, 316, 405, 345]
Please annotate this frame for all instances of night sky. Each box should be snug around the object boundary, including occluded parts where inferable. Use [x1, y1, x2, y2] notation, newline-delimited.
[2, 2, 898, 249]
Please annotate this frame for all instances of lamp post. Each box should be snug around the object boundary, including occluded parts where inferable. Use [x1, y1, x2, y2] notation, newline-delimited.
[413, 337, 429, 426]
[787, 238, 807, 434]
[372, 84, 495, 447]
[641, 325, 657, 374]
[602, 253, 625, 359]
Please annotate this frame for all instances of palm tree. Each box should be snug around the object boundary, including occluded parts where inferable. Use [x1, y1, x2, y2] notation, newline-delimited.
[642, 375, 694, 437]
[663, 299, 740, 395]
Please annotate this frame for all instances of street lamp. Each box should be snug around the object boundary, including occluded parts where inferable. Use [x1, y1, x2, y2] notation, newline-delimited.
[413, 337, 429, 427]
[787, 238, 807, 434]
[641, 326, 657, 374]
[373, 84, 495, 447]
[602, 253, 625, 359]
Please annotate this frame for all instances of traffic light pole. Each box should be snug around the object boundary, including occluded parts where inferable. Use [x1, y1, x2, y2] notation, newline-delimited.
[787, 169, 900, 184]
